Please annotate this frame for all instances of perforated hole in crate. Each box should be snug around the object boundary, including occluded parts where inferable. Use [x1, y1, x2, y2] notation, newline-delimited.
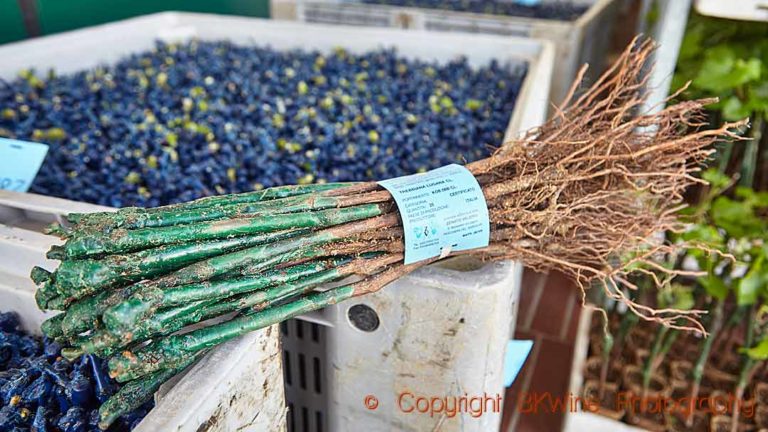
[282, 318, 328, 432]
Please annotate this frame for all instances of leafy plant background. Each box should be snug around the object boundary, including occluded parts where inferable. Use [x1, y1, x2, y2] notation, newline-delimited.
[673, 12, 768, 191]
[582, 13, 768, 430]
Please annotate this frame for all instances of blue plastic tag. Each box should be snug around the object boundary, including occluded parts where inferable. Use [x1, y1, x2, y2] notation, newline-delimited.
[378, 164, 489, 265]
[503, 340, 534, 387]
[513, 0, 541, 6]
[0, 138, 49, 192]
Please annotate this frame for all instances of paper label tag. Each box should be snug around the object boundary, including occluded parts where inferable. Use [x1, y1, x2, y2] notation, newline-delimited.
[378, 164, 489, 265]
[503, 340, 534, 387]
[0, 138, 49, 192]
[513, 0, 541, 6]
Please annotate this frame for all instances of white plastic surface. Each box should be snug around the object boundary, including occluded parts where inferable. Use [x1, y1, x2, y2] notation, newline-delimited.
[281, 258, 522, 432]
[695, 0, 768, 22]
[135, 326, 286, 432]
[565, 412, 647, 432]
[327, 259, 521, 431]
[0, 189, 113, 232]
[641, 0, 693, 116]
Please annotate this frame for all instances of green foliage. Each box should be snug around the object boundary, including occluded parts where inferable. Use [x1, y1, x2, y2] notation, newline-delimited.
[654, 170, 768, 372]
[746, 338, 768, 360]
[744, 306, 768, 360]
[695, 47, 761, 93]
[679, 170, 768, 306]
[658, 283, 695, 310]
[737, 257, 765, 306]
[673, 14, 768, 122]
[702, 169, 732, 191]
[699, 274, 728, 300]
[710, 195, 767, 238]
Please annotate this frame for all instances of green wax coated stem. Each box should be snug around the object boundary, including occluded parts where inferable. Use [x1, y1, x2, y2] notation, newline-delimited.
[195, 182, 358, 202]
[40, 313, 65, 340]
[44, 222, 69, 238]
[199, 267, 346, 318]
[159, 261, 332, 306]
[63, 203, 383, 257]
[80, 300, 209, 357]
[84, 264, 346, 355]
[109, 285, 355, 382]
[71, 182, 355, 230]
[45, 295, 69, 311]
[30, 266, 51, 285]
[145, 183, 351, 215]
[86, 259, 349, 354]
[46, 245, 66, 260]
[141, 229, 339, 291]
[98, 352, 204, 430]
[35, 280, 60, 310]
[31, 266, 56, 309]
[102, 260, 336, 333]
[63, 213, 84, 224]
[29, 266, 59, 310]
[177, 182, 355, 208]
[57, 284, 141, 338]
[77, 193, 353, 232]
[52, 229, 305, 299]
[65, 236, 337, 339]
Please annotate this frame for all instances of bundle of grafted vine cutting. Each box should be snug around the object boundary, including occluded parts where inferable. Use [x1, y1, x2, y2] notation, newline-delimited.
[31, 39, 743, 429]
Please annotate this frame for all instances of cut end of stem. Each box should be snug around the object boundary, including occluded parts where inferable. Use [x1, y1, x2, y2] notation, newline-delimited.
[61, 346, 84, 360]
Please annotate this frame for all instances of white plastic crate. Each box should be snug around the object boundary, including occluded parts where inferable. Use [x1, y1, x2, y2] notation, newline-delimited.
[0, 12, 553, 141]
[282, 259, 522, 432]
[272, 0, 619, 105]
[0, 191, 286, 432]
[0, 12, 546, 431]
